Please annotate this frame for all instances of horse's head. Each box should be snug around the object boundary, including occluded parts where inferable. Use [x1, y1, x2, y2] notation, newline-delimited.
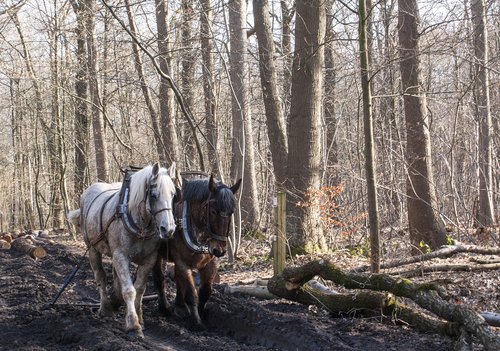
[204, 175, 241, 257]
[147, 162, 179, 239]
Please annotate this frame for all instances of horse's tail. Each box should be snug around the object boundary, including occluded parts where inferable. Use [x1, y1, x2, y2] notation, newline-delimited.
[67, 209, 81, 227]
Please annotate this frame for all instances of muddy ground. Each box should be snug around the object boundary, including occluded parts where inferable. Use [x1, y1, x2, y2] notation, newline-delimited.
[0, 232, 498, 350]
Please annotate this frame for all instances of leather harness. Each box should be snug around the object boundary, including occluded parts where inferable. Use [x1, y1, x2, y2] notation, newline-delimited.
[84, 167, 170, 248]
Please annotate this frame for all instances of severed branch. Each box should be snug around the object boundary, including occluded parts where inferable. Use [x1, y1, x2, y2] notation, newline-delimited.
[268, 260, 500, 351]
[353, 245, 500, 272]
[395, 263, 500, 278]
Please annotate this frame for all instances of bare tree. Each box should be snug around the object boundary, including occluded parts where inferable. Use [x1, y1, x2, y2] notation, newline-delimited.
[180, 0, 197, 168]
[70, 0, 89, 201]
[280, 0, 295, 117]
[359, 0, 380, 272]
[252, 0, 288, 187]
[398, 0, 447, 251]
[471, 0, 495, 227]
[228, 0, 260, 231]
[200, 0, 219, 174]
[286, 0, 326, 253]
[84, 0, 109, 182]
[155, 0, 179, 164]
[125, 0, 163, 161]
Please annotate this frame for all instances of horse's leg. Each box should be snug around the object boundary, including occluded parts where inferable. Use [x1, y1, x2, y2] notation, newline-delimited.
[112, 251, 143, 338]
[198, 260, 216, 318]
[88, 247, 113, 316]
[152, 255, 170, 316]
[175, 263, 203, 330]
[133, 253, 157, 327]
[110, 267, 124, 310]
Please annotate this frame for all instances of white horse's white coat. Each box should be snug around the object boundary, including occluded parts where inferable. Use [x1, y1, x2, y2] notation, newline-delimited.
[68, 163, 176, 338]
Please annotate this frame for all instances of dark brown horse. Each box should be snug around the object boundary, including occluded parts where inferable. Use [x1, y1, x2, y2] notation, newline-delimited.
[153, 174, 241, 330]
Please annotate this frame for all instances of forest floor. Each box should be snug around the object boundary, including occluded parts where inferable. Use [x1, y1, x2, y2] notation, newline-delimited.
[0, 228, 498, 351]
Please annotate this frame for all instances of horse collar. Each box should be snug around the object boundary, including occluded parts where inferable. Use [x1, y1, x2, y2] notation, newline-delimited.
[117, 170, 156, 239]
[181, 201, 210, 254]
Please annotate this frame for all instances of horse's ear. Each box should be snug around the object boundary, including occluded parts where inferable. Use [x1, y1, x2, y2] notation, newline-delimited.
[208, 174, 217, 193]
[152, 162, 160, 179]
[168, 162, 176, 179]
[230, 178, 242, 194]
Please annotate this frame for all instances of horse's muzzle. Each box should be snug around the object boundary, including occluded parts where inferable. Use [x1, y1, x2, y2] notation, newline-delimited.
[159, 225, 175, 239]
[211, 247, 226, 258]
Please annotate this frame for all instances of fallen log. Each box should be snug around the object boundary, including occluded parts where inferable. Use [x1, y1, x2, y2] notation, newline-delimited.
[395, 263, 500, 278]
[11, 237, 47, 259]
[481, 312, 500, 328]
[268, 259, 500, 351]
[1, 233, 13, 243]
[353, 245, 500, 272]
[224, 284, 276, 299]
[0, 239, 11, 249]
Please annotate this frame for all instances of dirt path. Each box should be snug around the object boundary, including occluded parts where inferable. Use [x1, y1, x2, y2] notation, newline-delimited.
[0, 238, 457, 350]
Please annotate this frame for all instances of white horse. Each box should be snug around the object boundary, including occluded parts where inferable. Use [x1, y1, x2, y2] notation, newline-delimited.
[68, 162, 177, 338]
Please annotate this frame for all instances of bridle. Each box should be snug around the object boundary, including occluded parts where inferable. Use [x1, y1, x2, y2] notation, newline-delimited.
[204, 196, 230, 243]
[141, 181, 176, 235]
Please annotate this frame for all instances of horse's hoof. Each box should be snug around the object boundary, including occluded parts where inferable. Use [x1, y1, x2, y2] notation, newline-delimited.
[172, 306, 188, 319]
[127, 328, 144, 340]
[97, 300, 114, 317]
[188, 319, 206, 332]
[189, 323, 206, 332]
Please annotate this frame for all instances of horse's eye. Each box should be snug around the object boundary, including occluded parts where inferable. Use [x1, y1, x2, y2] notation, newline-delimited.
[210, 209, 217, 216]
[150, 193, 158, 200]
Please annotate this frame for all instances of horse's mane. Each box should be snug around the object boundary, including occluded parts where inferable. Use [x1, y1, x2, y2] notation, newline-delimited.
[128, 165, 175, 212]
[183, 179, 235, 213]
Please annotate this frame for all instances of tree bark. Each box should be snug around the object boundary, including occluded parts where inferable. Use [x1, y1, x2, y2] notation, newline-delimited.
[397, 0, 447, 252]
[280, 0, 294, 118]
[286, 0, 326, 254]
[228, 0, 261, 230]
[324, 1, 340, 186]
[252, 0, 288, 187]
[200, 0, 219, 175]
[155, 0, 179, 164]
[125, 0, 163, 161]
[471, 0, 495, 227]
[70, 0, 89, 202]
[11, 237, 47, 259]
[84, 0, 109, 182]
[359, 0, 380, 272]
[180, 0, 197, 168]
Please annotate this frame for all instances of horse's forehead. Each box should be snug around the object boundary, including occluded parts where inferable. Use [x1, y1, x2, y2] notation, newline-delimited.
[212, 187, 234, 211]
[153, 172, 175, 195]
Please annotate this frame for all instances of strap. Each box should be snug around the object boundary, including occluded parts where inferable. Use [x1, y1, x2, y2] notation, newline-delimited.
[181, 201, 209, 254]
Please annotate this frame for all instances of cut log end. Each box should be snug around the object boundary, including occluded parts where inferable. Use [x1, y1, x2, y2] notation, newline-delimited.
[0, 239, 11, 249]
[30, 246, 47, 259]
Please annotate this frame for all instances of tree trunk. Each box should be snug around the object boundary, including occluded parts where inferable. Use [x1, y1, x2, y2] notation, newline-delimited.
[397, 0, 447, 252]
[84, 0, 109, 182]
[228, 0, 261, 231]
[70, 0, 89, 202]
[180, 0, 197, 169]
[10, 11, 49, 228]
[155, 0, 179, 165]
[359, 0, 380, 272]
[286, 0, 326, 254]
[280, 0, 294, 118]
[471, 0, 495, 227]
[125, 0, 163, 161]
[200, 0, 219, 175]
[324, 1, 340, 186]
[252, 0, 288, 187]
